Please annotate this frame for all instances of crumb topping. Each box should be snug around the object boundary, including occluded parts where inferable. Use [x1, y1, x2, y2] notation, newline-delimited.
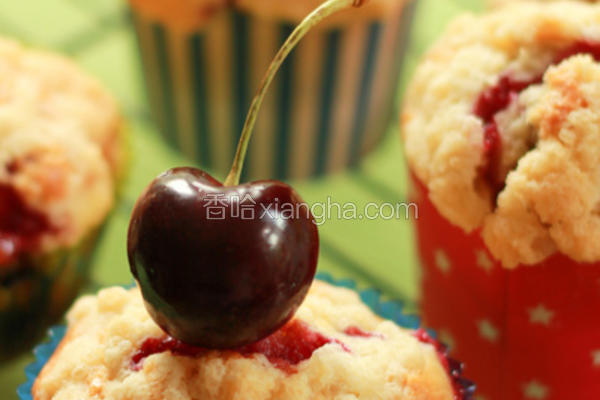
[402, 3, 600, 267]
[0, 38, 122, 261]
[33, 282, 456, 400]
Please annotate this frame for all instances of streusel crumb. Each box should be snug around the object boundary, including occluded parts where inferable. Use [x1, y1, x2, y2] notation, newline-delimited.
[0, 37, 122, 254]
[33, 282, 455, 400]
[402, 2, 600, 267]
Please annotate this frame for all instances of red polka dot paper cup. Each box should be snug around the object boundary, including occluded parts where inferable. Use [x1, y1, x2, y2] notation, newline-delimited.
[410, 176, 600, 400]
[129, 0, 417, 180]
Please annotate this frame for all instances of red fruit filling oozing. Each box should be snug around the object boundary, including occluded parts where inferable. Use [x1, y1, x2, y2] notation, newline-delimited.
[0, 184, 52, 266]
[343, 325, 384, 339]
[132, 320, 349, 374]
[132, 321, 472, 397]
[414, 329, 475, 400]
[473, 40, 600, 199]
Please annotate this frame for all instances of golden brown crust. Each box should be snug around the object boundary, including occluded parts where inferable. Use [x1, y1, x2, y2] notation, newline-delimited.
[482, 56, 600, 266]
[34, 282, 455, 400]
[402, 2, 600, 267]
[490, 0, 598, 8]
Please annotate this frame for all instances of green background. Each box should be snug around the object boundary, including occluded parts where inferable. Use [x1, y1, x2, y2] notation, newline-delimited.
[0, 0, 483, 397]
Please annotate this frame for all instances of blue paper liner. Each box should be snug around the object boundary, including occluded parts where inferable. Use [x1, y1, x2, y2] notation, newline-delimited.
[17, 325, 66, 400]
[19, 272, 473, 399]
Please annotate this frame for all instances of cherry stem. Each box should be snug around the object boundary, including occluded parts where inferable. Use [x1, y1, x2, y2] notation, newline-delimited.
[224, 0, 362, 186]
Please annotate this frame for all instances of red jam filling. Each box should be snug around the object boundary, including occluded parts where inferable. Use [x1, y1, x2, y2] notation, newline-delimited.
[0, 184, 52, 266]
[132, 320, 349, 374]
[343, 326, 384, 339]
[414, 329, 475, 400]
[473, 40, 600, 198]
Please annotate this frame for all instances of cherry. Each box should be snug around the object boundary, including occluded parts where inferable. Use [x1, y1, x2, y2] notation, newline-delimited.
[128, 168, 318, 348]
[128, 0, 363, 348]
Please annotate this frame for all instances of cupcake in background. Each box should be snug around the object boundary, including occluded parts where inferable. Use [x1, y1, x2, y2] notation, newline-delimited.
[0, 37, 125, 361]
[402, 2, 600, 399]
[129, 0, 416, 180]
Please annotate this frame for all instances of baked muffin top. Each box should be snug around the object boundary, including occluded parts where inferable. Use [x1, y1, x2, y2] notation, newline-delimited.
[490, 0, 597, 8]
[402, 2, 600, 267]
[0, 37, 122, 264]
[33, 281, 459, 400]
[129, 0, 409, 31]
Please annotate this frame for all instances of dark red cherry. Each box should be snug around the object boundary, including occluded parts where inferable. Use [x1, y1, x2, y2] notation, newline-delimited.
[127, 0, 364, 349]
[127, 167, 318, 349]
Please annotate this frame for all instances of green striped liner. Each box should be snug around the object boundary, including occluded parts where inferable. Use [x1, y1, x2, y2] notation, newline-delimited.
[131, 2, 417, 181]
[0, 226, 104, 362]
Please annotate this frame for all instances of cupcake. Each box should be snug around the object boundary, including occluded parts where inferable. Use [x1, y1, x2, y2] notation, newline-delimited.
[0, 37, 125, 360]
[28, 280, 473, 400]
[129, 0, 416, 180]
[402, 2, 600, 399]
[490, 0, 597, 7]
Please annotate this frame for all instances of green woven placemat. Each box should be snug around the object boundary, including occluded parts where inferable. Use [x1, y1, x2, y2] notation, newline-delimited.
[0, 0, 483, 397]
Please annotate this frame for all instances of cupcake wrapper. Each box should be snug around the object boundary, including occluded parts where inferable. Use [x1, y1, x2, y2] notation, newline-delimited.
[19, 272, 463, 399]
[411, 176, 600, 400]
[131, 3, 416, 180]
[0, 225, 105, 362]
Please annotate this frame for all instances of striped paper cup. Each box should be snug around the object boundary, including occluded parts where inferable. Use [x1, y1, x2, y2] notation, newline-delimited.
[131, 2, 416, 181]
[410, 176, 600, 400]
